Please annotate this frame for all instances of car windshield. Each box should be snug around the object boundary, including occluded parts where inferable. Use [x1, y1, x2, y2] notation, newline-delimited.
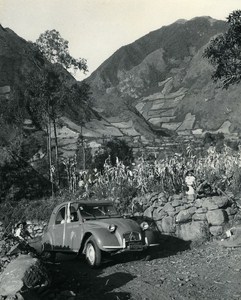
[78, 204, 120, 219]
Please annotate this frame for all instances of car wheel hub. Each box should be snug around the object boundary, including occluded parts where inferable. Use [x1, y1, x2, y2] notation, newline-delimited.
[86, 244, 95, 265]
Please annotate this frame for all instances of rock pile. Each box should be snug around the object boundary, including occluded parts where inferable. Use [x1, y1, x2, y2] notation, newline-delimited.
[133, 192, 240, 241]
[0, 221, 50, 300]
[20, 221, 47, 238]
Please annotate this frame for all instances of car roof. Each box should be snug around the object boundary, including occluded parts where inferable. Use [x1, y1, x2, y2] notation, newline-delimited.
[77, 200, 113, 206]
[54, 200, 113, 211]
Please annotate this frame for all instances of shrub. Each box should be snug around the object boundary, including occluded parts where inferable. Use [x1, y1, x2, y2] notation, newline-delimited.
[0, 190, 80, 230]
[92, 138, 134, 171]
[3, 143, 241, 221]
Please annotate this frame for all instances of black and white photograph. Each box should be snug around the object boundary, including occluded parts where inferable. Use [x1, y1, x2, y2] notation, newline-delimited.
[0, 0, 241, 299]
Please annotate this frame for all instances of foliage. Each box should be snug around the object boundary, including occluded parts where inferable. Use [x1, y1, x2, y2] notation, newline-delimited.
[0, 88, 25, 167]
[71, 144, 241, 212]
[20, 131, 46, 161]
[0, 191, 77, 228]
[93, 138, 134, 171]
[194, 145, 241, 195]
[61, 155, 78, 193]
[24, 65, 66, 129]
[3, 144, 241, 222]
[204, 10, 241, 88]
[203, 132, 225, 151]
[76, 136, 93, 170]
[36, 29, 88, 74]
[65, 82, 93, 122]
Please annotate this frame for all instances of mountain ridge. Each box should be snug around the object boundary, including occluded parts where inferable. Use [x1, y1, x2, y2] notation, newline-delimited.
[84, 16, 241, 139]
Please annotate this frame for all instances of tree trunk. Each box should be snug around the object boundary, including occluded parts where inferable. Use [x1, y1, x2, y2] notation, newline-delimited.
[81, 125, 86, 170]
[53, 117, 59, 186]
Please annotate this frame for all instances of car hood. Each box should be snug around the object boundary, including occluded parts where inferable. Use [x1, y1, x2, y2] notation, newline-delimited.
[84, 218, 141, 233]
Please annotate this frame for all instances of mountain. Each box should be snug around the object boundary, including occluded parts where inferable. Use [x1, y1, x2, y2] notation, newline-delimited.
[0, 23, 157, 200]
[0, 24, 96, 200]
[85, 17, 241, 140]
[0, 16, 240, 200]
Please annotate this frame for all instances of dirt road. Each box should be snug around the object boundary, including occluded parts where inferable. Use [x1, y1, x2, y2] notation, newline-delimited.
[44, 239, 241, 300]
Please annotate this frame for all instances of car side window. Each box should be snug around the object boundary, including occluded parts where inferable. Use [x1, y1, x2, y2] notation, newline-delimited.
[55, 207, 66, 225]
[69, 203, 79, 223]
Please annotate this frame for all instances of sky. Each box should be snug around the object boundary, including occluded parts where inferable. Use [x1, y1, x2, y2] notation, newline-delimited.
[0, 0, 240, 79]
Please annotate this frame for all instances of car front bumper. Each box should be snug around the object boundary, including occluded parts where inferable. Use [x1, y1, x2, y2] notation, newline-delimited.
[102, 237, 159, 253]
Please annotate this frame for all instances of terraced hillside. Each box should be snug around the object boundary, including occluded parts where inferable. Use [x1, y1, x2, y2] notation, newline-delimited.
[1, 16, 241, 169]
[86, 16, 241, 141]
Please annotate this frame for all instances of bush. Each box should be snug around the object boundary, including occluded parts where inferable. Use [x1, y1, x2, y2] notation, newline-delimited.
[93, 138, 134, 171]
[203, 132, 224, 152]
[0, 190, 80, 229]
[2, 143, 241, 221]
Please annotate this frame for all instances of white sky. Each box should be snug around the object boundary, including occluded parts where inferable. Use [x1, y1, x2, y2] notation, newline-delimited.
[0, 0, 240, 79]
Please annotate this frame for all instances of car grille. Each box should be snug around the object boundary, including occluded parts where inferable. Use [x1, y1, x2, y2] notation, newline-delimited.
[123, 231, 141, 242]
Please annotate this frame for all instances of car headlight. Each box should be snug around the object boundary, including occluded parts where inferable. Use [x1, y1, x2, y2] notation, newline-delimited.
[108, 224, 116, 232]
[140, 222, 149, 231]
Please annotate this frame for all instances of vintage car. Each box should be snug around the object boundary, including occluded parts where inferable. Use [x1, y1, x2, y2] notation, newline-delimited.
[41, 200, 159, 267]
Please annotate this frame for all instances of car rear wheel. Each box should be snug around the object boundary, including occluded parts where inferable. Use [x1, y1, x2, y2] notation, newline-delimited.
[85, 237, 101, 268]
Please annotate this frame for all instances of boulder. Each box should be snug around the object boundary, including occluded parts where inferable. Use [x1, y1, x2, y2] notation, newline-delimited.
[184, 203, 192, 209]
[206, 209, 226, 226]
[187, 207, 196, 215]
[202, 196, 229, 210]
[218, 226, 241, 247]
[192, 213, 207, 221]
[158, 192, 166, 200]
[163, 203, 175, 213]
[158, 195, 167, 204]
[155, 220, 162, 232]
[195, 199, 203, 208]
[175, 206, 183, 214]
[202, 198, 219, 210]
[143, 206, 154, 219]
[173, 194, 183, 200]
[0, 255, 49, 297]
[176, 221, 209, 241]
[149, 192, 159, 202]
[172, 200, 183, 207]
[152, 201, 160, 208]
[209, 226, 223, 236]
[211, 196, 229, 208]
[161, 216, 175, 234]
[176, 209, 193, 223]
[225, 206, 237, 216]
[152, 208, 166, 221]
[195, 207, 207, 214]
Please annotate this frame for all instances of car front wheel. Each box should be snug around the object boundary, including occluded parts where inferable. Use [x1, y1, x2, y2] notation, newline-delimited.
[85, 237, 102, 268]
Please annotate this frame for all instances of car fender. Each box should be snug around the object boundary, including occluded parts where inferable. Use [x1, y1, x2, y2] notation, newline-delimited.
[144, 229, 160, 246]
[42, 230, 54, 251]
[82, 227, 121, 251]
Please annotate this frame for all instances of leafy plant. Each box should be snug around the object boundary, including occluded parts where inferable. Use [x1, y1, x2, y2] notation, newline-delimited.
[204, 10, 241, 88]
[35, 29, 88, 74]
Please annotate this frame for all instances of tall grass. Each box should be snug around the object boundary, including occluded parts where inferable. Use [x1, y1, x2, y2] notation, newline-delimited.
[2, 144, 241, 226]
[81, 145, 241, 201]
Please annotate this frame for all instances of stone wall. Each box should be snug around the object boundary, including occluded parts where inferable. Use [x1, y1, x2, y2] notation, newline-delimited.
[133, 192, 241, 241]
[3, 194, 241, 245]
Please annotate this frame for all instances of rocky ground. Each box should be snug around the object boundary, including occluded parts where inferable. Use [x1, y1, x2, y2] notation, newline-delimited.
[37, 238, 241, 300]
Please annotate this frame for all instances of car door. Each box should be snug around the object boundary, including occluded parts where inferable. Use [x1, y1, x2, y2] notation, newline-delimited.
[64, 203, 83, 252]
[52, 205, 67, 250]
